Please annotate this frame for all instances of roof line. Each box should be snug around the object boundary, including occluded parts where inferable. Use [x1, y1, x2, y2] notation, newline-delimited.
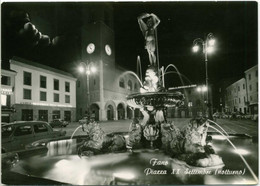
[10, 56, 76, 79]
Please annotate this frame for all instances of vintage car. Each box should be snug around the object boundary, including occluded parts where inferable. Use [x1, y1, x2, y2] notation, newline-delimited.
[49, 119, 69, 128]
[2, 121, 66, 153]
[79, 117, 89, 124]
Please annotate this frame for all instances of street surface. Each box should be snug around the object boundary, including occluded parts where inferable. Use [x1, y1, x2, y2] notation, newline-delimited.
[55, 118, 258, 137]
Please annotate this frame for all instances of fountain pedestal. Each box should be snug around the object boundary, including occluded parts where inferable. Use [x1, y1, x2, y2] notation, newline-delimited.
[126, 91, 185, 149]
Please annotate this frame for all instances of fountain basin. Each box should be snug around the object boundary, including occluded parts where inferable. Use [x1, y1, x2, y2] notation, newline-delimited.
[2, 133, 258, 185]
[127, 91, 185, 109]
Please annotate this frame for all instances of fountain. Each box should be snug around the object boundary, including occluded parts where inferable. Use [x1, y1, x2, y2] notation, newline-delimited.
[2, 13, 258, 185]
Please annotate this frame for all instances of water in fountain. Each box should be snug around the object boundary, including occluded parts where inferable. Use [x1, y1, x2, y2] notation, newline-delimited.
[207, 119, 229, 136]
[118, 71, 143, 87]
[45, 125, 84, 156]
[162, 64, 190, 105]
[137, 55, 143, 83]
[162, 71, 193, 86]
[71, 125, 83, 139]
[164, 64, 186, 87]
[207, 123, 258, 183]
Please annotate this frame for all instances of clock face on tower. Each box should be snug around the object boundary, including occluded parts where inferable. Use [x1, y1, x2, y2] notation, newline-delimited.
[86, 43, 95, 54]
[105, 44, 112, 56]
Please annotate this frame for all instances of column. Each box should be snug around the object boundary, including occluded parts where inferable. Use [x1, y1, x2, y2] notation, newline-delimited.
[115, 109, 118, 120]
[124, 107, 127, 119]
[100, 108, 107, 121]
[99, 60, 105, 121]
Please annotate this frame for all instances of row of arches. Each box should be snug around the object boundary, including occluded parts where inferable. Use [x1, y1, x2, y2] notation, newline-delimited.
[89, 101, 141, 121]
[119, 78, 138, 91]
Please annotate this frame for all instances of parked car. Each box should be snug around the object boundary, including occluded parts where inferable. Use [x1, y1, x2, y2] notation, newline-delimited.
[213, 112, 220, 118]
[79, 117, 89, 124]
[2, 121, 66, 153]
[220, 113, 229, 119]
[49, 119, 69, 128]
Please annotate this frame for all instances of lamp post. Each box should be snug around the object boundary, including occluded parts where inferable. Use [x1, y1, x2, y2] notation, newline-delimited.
[192, 33, 215, 119]
[78, 61, 97, 114]
[196, 85, 208, 116]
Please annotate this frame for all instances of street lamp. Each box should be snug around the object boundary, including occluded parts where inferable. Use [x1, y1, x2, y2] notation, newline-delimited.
[78, 61, 96, 114]
[192, 33, 215, 119]
[196, 85, 207, 117]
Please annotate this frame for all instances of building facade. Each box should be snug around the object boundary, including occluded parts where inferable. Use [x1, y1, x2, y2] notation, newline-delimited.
[1, 69, 17, 122]
[212, 77, 238, 113]
[245, 65, 258, 115]
[225, 78, 247, 113]
[76, 4, 141, 121]
[225, 65, 258, 115]
[10, 57, 77, 122]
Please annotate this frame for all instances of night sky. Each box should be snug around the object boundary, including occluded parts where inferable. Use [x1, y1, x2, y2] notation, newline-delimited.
[1, 1, 258, 87]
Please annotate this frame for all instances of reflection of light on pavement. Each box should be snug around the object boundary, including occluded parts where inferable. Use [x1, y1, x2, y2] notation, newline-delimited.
[234, 149, 250, 155]
[113, 171, 135, 180]
[205, 176, 257, 185]
[212, 135, 227, 140]
[232, 178, 257, 184]
[204, 175, 226, 184]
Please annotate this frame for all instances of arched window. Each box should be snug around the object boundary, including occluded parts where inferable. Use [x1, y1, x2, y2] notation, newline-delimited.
[127, 80, 132, 90]
[119, 78, 125, 88]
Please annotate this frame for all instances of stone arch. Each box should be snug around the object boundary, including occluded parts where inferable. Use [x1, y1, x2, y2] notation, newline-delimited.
[117, 102, 126, 120]
[90, 103, 100, 121]
[105, 100, 116, 120]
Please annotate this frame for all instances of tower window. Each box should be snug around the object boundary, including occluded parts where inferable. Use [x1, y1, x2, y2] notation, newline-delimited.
[119, 78, 125, 88]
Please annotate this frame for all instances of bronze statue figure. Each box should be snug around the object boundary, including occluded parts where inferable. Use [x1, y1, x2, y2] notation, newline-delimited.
[138, 13, 160, 66]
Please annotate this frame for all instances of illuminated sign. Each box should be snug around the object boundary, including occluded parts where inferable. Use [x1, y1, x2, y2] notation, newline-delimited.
[19, 102, 73, 108]
[168, 84, 197, 90]
[1, 88, 13, 95]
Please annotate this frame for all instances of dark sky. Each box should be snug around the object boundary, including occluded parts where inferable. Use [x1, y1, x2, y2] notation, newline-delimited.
[1, 2, 258, 87]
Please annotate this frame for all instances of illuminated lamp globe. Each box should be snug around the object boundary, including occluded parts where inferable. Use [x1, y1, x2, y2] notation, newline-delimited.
[90, 66, 97, 73]
[78, 66, 85, 73]
[202, 86, 208, 92]
[208, 38, 215, 46]
[192, 45, 199, 52]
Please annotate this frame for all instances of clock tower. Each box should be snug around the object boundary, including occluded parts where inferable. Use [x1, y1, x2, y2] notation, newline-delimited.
[77, 4, 116, 120]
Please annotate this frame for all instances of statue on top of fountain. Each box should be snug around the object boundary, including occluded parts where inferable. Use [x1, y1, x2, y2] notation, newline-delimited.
[138, 13, 162, 93]
[138, 13, 160, 67]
